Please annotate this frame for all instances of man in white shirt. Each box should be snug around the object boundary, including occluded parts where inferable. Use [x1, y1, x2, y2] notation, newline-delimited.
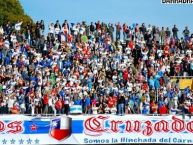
[49, 23, 55, 34]
[8, 94, 16, 113]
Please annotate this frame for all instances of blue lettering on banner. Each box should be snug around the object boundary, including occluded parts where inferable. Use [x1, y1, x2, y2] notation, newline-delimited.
[120, 137, 157, 143]
[84, 138, 110, 144]
[159, 137, 171, 143]
[173, 138, 192, 143]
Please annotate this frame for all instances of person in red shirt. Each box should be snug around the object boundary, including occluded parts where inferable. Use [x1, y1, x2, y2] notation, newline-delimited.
[150, 100, 158, 114]
[55, 98, 63, 114]
[128, 40, 134, 50]
[108, 96, 115, 109]
[95, 21, 101, 30]
[159, 77, 164, 86]
[164, 44, 170, 57]
[66, 81, 71, 87]
[112, 96, 117, 107]
[51, 88, 58, 96]
[142, 81, 149, 92]
[189, 103, 193, 116]
[43, 94, 49, 114]
[159, 104, 168, 115]
[68, 33, 73, 42]
[123, 69, 129, 81]
[63, 24, 68, 36]
[91, 98, 97, 107]
[11, 104, 20, 114]
[53, 64, 59, 74]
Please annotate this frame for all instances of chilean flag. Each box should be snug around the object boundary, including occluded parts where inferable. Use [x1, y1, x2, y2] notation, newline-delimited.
[50, 117, 72, 141]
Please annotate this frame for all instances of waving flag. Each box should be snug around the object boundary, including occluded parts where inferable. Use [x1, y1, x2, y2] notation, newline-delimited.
[49, 117, 72, 140]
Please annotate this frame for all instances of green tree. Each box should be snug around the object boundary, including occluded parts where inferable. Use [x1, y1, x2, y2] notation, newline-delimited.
[0, 0, 32, 26]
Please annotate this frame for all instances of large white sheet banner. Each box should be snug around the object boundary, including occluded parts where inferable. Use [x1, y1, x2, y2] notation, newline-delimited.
[0, 115, 193, 144]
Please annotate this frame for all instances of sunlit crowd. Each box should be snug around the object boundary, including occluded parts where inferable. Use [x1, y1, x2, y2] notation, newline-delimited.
[0, 20, 192, 115]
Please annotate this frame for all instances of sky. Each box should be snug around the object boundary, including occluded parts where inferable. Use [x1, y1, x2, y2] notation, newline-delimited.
[20, 0, 193, 35]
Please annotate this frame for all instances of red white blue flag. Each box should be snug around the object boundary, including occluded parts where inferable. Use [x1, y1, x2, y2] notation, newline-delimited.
[49, 117, 72, 140]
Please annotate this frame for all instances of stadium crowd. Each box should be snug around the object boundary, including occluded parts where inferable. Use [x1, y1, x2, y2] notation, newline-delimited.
[0, 20, 193, 116]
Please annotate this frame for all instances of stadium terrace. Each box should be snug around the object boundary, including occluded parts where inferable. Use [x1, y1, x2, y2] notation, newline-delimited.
[0, 20, 192, 116]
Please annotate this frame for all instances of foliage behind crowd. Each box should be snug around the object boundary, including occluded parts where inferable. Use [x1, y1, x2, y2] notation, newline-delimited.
[0, 0, 32, 26]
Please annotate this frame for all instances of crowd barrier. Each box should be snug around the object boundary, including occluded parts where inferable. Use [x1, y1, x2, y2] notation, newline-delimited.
[0, 114, 193, 144]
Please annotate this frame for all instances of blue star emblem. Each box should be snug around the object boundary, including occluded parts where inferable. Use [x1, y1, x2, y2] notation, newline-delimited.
[34, 139, 40, 144]
[10, 139, 15, 144]
[2, 139, 7, 144]
[19, 139, 24, 144]
[27, 138, 32, 144]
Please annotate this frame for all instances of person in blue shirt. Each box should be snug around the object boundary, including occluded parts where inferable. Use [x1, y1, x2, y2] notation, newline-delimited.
[148, 76, 155, 90]
[40, 59, 47, 67]
[142, 105, 149, 114]
[64, 59, 71, 69]
[57, 59, 64, 71]
[16, 58, 22, 67]
[169, 89, 175, 99]
[59, 89, 65, 99]
[4, 55, 10, 65]
[0, 51, 3, 64]
[46, 58, 53, 68]
[87, 77, 93, 91]
[157, 70, 164, 78]
[158, 100, 164, 109]
[154, 78, 160, 90]
[184, 87, 190, 96]
[84, 96, 91, 114]
[74, 97, 82, 105]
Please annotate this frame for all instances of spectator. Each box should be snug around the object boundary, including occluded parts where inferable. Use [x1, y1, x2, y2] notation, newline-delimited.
[159, 104, 168, 114]
[189, 102, 193, 118]
[108, 23, 114, 41]
[117, 95, 125, 115]
[183, 26, 190, 40]
[150, 100, 158, 114]
[55, 97, 63, 114]
[90, 22, 95, 34]
[43, 94, 49, 114]
[115, 22, 121, 41]
[172, 25, 179, 40]
[64, 95, 70, 115]
[40, 20, 45, 35]
[165, 27, 171, 38]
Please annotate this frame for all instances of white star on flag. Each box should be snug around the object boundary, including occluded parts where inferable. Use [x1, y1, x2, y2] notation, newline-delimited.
[52, 121, 57, 127]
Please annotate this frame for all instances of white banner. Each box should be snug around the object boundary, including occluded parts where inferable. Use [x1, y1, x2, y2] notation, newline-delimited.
[0, 115, 193, 144]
